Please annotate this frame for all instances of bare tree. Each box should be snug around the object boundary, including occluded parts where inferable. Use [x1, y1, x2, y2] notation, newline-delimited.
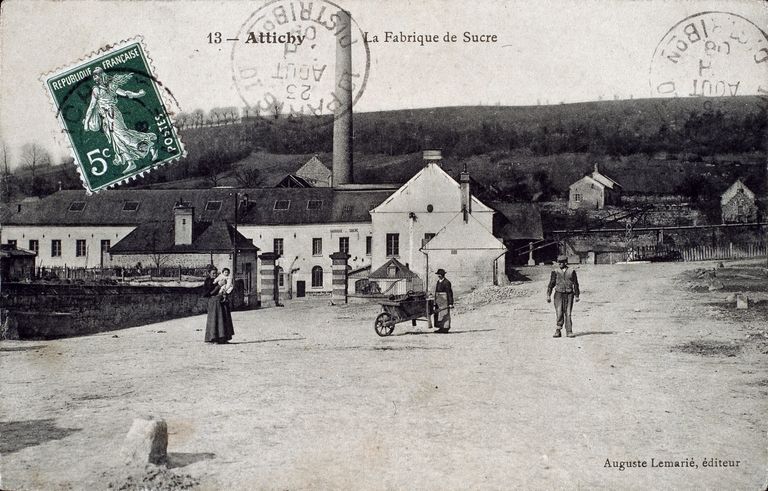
[20, 143, 51, 179]
[0, 142, 11, 202]
[234, 167, 262, 187]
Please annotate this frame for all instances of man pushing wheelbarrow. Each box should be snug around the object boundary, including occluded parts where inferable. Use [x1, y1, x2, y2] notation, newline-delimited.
[433, 268, 454, 333]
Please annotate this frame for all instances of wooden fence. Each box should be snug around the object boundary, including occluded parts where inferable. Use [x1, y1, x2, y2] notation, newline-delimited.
[35, 266, 210, 282]
[680, 243, 767, 262]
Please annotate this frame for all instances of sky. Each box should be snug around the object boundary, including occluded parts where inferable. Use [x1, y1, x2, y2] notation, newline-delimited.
[1, 0, 766, 164]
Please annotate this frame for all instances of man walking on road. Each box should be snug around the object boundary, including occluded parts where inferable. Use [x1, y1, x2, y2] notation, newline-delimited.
[434, 268, 454, 333]
[547, 255, 580, 338]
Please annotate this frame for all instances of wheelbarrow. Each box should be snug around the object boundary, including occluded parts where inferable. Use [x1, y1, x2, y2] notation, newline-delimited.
[373, 291, 435, 337]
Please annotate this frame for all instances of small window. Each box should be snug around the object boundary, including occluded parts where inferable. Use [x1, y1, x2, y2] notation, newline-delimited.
[274, 200, 290, 210]
[307, 200, 323, 210]
[424, 233, 436, 245]
[277, 266, 285, 287]
[573, 193, 582, 202]
[123, 201, 140, 212]
[339, 236, 349, 254]
[205, 200, 222, 211]
[365, 236, 372, 255]
[386, 233, 399, 257]
[273, 238, 284, 256]
[312, 238, 322, 256]
[76, 239, 87, 257]
[7, 240, 17, 248]
[28, 240, 39, 254]
[68, 201, 85, 212]
[311, 266, 324, 288]
[51, 239, 62, 257]
[100, 240, 111, 252]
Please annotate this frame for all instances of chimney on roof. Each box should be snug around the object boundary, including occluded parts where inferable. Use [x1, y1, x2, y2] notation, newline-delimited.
[460, 163, 471, 222]
[174, 201, 194, 246]
[423, 150, 442, 167]
[594, 162, 599, 173]
[332, 9, 354, 187]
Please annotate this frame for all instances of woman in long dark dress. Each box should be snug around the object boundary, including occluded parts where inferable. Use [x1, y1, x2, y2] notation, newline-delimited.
[204, 268, 234, 344]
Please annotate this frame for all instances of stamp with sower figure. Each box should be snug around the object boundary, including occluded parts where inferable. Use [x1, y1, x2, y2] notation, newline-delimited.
[43, 37, 185, 193]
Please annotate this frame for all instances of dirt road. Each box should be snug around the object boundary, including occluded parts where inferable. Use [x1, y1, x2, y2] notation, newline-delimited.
[1, 260, 766, 490]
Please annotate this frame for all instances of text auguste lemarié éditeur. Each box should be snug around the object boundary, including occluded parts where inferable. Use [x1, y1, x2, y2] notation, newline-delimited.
[604, 457, 741, 471]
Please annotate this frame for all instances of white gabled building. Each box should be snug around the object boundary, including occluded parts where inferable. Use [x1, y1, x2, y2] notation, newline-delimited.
[369, 152, 506, 293]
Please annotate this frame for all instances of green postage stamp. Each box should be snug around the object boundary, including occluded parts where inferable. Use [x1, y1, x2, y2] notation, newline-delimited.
[44, 37, 185, 193]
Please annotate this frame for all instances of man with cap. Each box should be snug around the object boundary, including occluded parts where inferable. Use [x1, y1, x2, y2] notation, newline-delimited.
[433, 268, 454, 333]
[546, 255, 580, 338]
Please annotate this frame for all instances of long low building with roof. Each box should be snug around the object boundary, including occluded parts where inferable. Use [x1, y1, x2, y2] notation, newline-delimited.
[1, 187, 394, 295]
[2, 152, 543, 296]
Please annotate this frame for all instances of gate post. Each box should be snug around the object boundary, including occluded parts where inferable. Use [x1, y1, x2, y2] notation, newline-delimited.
[329, 252, 350, 305]
[258, 252, 280, 308]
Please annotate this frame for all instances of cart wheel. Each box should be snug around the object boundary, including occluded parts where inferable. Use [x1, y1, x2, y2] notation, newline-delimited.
[374, 312, 395, 337]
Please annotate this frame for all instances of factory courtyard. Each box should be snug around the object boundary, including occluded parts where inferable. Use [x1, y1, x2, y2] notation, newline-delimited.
[1, 260, 766, 490]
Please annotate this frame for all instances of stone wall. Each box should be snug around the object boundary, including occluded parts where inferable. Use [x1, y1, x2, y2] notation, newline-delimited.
[0, 283, 221, 340]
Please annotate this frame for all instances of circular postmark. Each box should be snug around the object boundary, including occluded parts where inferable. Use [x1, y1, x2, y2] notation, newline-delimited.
[231, 0, 370, 127]
[650, 11, 768, 98]
[648, 11, 768, 147]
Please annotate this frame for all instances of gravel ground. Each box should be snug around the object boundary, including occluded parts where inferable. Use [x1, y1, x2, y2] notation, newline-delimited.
[1, 260, 766, 490]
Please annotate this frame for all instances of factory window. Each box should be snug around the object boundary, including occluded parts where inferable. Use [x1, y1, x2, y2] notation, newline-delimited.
[365, 236, 372, 255]
[51, 240, 62, 257]
[386, 233, 399, 257]
[307, 200, 322, 210]
[122, 201, 140, 212]
[28, 240, 39, 254]
[273, 238, 284, 256]
[68, 201, 86, 212]
[312, 238, 322, 256]
[205, 200, 222, 211]
[311, 266, 323, 288]
[101, 240, 111, 253]
[76, 239, 87, 257]
[573, 193, 582, 202]
[339, 236, 349, 254]
[274, 200, 290, 210]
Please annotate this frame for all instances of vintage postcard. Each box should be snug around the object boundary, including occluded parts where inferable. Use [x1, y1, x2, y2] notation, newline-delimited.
[0, 0, 766, 490]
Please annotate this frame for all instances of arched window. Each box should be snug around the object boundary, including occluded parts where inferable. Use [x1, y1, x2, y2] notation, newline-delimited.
[277, 266, 285, 287]
[311, 266, 323, 288]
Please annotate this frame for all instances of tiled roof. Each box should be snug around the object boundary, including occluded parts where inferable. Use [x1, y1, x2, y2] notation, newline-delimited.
[3, 188, 392, 226]
[369, 258, 418, 279]
[109, 220, 258, 254]
[490, 202, 544, 241]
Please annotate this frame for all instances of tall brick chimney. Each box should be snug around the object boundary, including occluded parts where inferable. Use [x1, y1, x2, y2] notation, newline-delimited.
[332, 9, 353, 186]
[460, 164, 471, 222]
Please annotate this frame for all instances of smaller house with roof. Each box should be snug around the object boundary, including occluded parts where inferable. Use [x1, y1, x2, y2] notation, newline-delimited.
[0, 244, 36, 281]
[366, 258, 423, 296]
[296, 156, 332, 187]
[109, 201, 259, 289]
[569, 164, 623, 210]
[720, 179, 757, 223]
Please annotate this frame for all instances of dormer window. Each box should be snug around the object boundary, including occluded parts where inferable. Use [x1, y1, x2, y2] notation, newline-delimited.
[68, 202, 85, 212]
[274, 200, 290, 210]
[122, 201, 140, 212]
[205, 200, 222, 211]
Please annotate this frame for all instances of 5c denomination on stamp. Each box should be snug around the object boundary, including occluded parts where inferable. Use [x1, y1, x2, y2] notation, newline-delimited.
[44, 37, 185, 193]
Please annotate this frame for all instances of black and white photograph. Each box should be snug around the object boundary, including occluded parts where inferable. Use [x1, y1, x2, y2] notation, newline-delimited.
[0, 0, 766, 489]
